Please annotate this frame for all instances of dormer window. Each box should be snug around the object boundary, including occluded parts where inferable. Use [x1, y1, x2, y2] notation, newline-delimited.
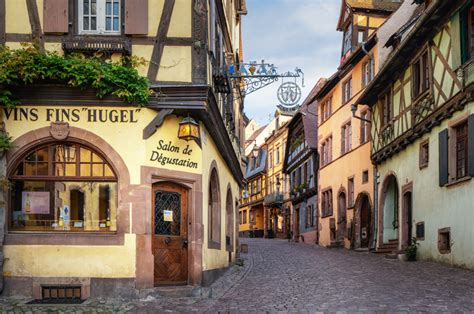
[342, 24, 353, 56]
[79, 0, 121, 35]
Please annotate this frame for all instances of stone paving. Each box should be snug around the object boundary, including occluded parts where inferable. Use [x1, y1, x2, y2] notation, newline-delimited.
[1, 238, 474, 312]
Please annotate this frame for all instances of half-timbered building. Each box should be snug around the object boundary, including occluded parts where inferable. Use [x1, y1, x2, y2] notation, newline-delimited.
[0, 0, 247, 299]
[357, 0, 474, 268]
[283, 98, 318, 244]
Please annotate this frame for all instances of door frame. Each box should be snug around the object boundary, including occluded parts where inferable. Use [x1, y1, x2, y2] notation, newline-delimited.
[402, 182, 413, 249]
[152, 181, 189, 286]
[136, 167, 203, 289]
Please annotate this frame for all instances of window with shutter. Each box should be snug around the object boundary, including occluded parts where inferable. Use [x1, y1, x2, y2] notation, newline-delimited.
[78, 0, 122, 35]
[438, 129, 449, 186]
[125, 0, 148, 35]
[44, 0, 69, 33]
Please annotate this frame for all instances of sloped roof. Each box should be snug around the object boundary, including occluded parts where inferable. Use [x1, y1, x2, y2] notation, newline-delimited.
[245, 125, 266, 146]
[357, 0, 465, 105]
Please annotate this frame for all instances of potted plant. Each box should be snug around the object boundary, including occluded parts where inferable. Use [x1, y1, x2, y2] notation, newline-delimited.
[406, 237, 418, 261]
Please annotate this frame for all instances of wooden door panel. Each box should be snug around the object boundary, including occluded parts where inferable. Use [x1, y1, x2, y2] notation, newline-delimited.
[152, 183, 188, 285]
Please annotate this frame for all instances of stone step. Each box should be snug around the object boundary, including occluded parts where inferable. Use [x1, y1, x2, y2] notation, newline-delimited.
[138, 285, 202, 299]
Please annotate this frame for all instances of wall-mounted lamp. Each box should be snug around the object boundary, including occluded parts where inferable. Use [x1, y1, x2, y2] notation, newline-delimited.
[351, 104, 371, 123]
[178, 115, 200, 141]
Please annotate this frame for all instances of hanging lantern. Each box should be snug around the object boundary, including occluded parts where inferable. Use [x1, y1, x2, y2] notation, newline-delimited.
[178, 116, 200, 141]
[252, 143, 259, 158]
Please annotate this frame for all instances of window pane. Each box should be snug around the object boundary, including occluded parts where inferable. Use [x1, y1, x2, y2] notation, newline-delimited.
[65, 163, 76, 176]
[37, 162, 48, 176]
[83, 17, 89, 30]
[106, 1, 112, 15]
[10, 181, 117, 232]
[104, 164, 114, 177]
[80, 164, 91, 177]
[25, 162, 36, 176]
[92, 153, 103, 163]
[91, 17, 97, 30]
[113, 17, 119, 31]
[91, 1, 97, 14]
[54, 163, 65, 176]
[106, 17, 111, 31]
[92, 164, 103, 177]
[113, 1, 119, 15]
[83, 0, 89, 15]
[80, 148, 92, 162]
[15, 162, 24, 176]
[26, 151, 37, 162]
[37, 147, 49, 162]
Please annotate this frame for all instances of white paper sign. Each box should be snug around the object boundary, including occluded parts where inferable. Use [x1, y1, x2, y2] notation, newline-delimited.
[163, 210, 173, 222]
[22, 192, 50, 214]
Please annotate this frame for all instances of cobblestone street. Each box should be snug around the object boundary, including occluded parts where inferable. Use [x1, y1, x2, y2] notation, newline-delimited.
[2, 238, 474, 313]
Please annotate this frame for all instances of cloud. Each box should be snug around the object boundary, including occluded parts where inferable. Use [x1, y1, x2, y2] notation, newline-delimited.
[242, 0, 342, 126]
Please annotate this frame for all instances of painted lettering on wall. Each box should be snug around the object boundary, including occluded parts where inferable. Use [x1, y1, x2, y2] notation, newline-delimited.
[3, 108, 140, 123]
[150, 140, 198, 169]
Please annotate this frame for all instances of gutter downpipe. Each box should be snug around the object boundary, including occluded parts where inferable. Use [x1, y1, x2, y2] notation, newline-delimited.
[372, 163, 379, 251]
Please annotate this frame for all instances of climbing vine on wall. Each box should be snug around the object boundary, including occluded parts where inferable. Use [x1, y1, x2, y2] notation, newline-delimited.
[0, 44, 154, 108]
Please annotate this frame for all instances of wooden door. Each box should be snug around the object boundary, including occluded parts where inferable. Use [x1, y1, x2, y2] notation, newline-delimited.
[360, 196, 371, 248]
[294, 208, 300, 241]
[403, 192, 413, 248]
[152, 182, 188, 286]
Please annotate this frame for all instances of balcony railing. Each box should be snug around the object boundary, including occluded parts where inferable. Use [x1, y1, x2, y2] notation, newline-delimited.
[263, 193, 284, 206]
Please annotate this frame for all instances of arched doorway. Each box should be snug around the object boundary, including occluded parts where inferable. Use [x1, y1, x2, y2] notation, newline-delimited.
[382, 175, 399, 243]
[359, 194, 371, 248]
[337, 192, 347, 242]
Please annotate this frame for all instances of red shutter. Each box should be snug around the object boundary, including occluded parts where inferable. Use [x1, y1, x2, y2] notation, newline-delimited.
[43, 0, 68, 33]
[468, 114, 474, 176]
[125, 0, 148, 35]
[438, 129, 449, 186]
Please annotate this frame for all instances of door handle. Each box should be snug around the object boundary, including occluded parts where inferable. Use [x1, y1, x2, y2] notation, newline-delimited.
[164, 237, 171, 245]
[181, 240, 188, 249]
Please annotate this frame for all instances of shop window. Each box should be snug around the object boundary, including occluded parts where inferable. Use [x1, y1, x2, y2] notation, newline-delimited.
[416, 222, 425, 240]
[78, 0, 121, 34]
[9, 142, 117, 232]
[419, 139, 429, 169]
[412, 50, 430, 100]
[438, 227, 451, 254]
[208, 167, 221, 249]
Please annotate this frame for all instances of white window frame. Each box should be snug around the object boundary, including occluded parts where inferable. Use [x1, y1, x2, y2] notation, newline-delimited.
[78, 0, 121, 35]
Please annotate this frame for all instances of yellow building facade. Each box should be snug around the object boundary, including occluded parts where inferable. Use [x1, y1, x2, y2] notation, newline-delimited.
[314, 0, 399, 249]
[0, 0, 247, 299]
[263, 119, 291, 238]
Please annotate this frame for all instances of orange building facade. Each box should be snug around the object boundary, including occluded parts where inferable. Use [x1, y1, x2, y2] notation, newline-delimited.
[314, 0, 400, 249]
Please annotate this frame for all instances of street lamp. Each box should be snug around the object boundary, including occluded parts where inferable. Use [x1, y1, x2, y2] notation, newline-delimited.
[351, 104, 371, 123]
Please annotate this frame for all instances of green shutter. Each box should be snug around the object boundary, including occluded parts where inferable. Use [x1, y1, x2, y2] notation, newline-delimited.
[460, 7, 469, 64]
[438, 129, 449, 187]
[468, 114, 474, 177]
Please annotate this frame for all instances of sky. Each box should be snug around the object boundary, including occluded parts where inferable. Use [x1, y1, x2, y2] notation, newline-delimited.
[242, 0, 342, 126]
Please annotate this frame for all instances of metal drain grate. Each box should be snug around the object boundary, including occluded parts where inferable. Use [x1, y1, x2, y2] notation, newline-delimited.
[27, 286, 84, 304]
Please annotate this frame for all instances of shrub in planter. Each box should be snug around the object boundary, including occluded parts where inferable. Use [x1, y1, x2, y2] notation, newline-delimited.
[406, 238, 418, 261]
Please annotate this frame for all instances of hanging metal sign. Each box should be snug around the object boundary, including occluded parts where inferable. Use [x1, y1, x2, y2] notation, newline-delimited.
[226, 60, 304, 110]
